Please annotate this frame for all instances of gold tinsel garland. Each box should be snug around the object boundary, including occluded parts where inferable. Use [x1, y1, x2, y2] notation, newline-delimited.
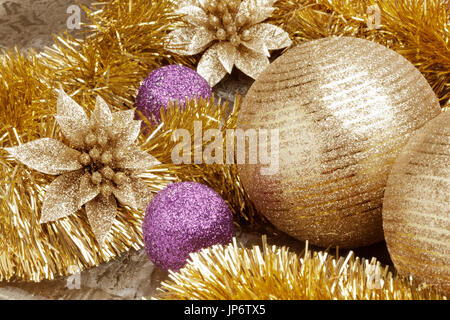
[157, 237, 446, 300]
[0, 0, 448, 290]
[0, 0, 212, 282]
[270, 0, 450, 105]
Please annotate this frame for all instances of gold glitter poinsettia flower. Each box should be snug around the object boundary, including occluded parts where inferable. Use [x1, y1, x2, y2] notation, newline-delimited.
[167, 0, 292, 86]
[5, 90, 159, 244]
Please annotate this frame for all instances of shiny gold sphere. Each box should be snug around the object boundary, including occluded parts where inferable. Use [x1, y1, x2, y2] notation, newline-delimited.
[383, 111, 450, 296]
[237, 37, 441, 248]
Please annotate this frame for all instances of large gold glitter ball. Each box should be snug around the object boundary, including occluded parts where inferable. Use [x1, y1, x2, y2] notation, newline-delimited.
[236, 36, 441, 248]
[383, 110, 450, 296]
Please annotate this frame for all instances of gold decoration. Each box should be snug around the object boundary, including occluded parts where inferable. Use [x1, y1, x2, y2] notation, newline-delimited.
[5, 90, 158, 244]
[237, 37, 442, 248]
[156, 237, 446, 300]
[0, 0, 194, 282]
[166, 0, 292, 86]
[383, 110, 450, 296]
[141, 94, 266, 227]
[270, 0, 450, 106]
[0, 0, 448, 283]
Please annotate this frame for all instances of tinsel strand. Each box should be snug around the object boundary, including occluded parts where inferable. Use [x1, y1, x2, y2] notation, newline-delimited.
[157, 237, 446, 300]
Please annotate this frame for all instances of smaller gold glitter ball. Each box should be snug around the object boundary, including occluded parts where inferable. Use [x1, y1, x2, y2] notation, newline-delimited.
[113, 172, 127, 186]
[91, 172, 102, 185]
[89, 147, 101, 161]
[78, 153, 91, 166]
[383, 111, 450, 296]
[101, 166, 115, 181]
[101, 151, 113, 165]
[237, 37, 442, 248]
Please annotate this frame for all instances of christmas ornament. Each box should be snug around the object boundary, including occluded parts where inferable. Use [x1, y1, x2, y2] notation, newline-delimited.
[1, 0, 447, 283]
[156, 237, 445, 300]
[383, 110, 450, 296]
[237, 36, 442, 248]
[166, 0, 292, 86]
[135, 65, 212, 124]
[146, 94, 264, 226]
[142, 182, 234, 271]
[5, 89, 158, 244]
[271, 0, 450, 105]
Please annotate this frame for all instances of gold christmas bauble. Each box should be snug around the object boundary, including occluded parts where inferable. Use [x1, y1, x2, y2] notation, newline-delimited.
[383, 110, 450, 295]
[237, 36, 441, 248]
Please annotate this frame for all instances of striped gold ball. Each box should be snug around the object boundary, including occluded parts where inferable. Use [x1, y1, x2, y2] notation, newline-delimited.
[237, 36, 441, 248]
[383, 110, 450, 296]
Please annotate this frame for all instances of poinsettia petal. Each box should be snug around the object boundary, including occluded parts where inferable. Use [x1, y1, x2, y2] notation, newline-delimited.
[111, 177, 138, 210]
[130, 177, 154, 210]
[5, 138, 83, 175]
[242, 38, 270, 57]
[113, 109, 136, 126]
[115, 148, 160, 172]
[197, 44, 228, 87]
[217, 42, 237, 74]
[79, 173, 100, 207]
[167, 27, 215, 56]
[112, 176, 153, 211]
[40, 170, 84, 223]
[56, 89, 90, 148]
[91, 95, 113, 129]
[85, 194, 117, 245]
[112, 120, 142, 147]
[176, 5, 208, 26]
[237, 0, 276, 25]
[235, 47, 270, 79]
[247, 23, 292, 50]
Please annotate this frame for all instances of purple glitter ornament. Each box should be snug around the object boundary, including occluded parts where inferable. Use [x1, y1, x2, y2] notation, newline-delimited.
[135, 65, 212, 124]
[142, 182, 234, 271]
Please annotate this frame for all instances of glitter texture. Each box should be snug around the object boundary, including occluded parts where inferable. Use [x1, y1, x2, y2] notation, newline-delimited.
[135, 65, 212, 124]
[166, 0, 292, 86]
[383, 110, 450, 296]
[157, 237, 446, 300]
[142, 182, 234, 271]
[5, 89, 159, 244]
[237, 36, 442, 248]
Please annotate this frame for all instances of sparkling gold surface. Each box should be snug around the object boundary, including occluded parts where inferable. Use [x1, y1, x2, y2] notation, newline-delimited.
[5, 89, 158, 244]
[157, 237, 446, 300]
[166, 0, 292, 86]
[0, 0, 194, 283]
[237, 36, 442, 248]
[271, 0, 450, 106]
[383, 110, 450, 296]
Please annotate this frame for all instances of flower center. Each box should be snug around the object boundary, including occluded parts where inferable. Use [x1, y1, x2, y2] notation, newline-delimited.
[78, 131, 126, 194]
[204, 0, 252, 45]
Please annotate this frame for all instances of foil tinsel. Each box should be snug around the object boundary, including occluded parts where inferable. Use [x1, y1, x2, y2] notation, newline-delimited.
[271, 0, 450, 106]
[0, 0, 448, 290]
[156, 237, 446, 300]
